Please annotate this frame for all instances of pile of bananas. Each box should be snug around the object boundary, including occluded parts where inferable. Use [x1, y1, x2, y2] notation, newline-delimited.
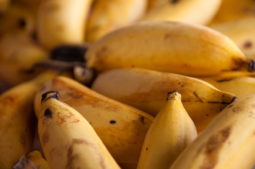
[1, 0, 255, 169]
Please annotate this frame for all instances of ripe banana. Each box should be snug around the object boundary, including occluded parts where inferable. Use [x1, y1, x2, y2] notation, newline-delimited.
[34, 76, 153, 163]
[170, 94, 255, 169]
[85, 21, 252, 76]
[141, 0, 221, 25]
[38, 91, 121, 169]
[0, 71, 57, 169]
[86, 0, 147, 42]
[137, 91, 197, 169]
[0, 33, 48, 86]
[37, 0, 92, 49]
[14, 151, 49, 169]
[91, 68, 235, 132]
[211, 17, 255, 60]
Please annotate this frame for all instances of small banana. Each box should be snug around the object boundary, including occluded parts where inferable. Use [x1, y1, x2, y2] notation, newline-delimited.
[14, 151, 49, 169]
[141, 0, 221, 25]
[91, 68, 235, 132]
[86, 0, 147, 42]
[85, 21, 253, 76]
[170, 94, 255, 169]
[34, 76, 153, 164]
[37, 0, 93, 49]
[0, 71, 57, 169]
[137, 91, 197, 169]
[38, 91, 121, 169]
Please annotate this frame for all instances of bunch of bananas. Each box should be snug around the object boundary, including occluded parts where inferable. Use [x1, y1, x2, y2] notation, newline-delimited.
[1, 0, 255, 169]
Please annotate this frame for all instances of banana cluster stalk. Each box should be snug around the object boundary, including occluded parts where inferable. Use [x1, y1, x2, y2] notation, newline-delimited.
[137, 91, 197, 169]
[37, 91, 121, 169]
[86, 0, 147, 42]
[171, 94, 255, 169]
[141, 0, 221, 25]
[34, 76, 153, 164]
[85, 21, 252, 76]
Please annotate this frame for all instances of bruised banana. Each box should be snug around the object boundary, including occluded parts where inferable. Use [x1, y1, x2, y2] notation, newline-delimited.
[14, 151, 49, 169]
[211, 18, 255, 60]
[141, 0, 221, 25]
[91, 68, 235, 132]
[0, 71, 57, 169]
[86, 0, 147, 42]
[170, 94, 255, 169]
[85, 21, 253, 76]
[137, 91, 197, 169]
[37, 91, 121, 169]
[37, 0, 93, 49]
[34, 76, 153, 163]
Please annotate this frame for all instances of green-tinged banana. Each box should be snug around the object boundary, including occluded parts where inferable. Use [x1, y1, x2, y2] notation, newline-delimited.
[137, 91, 197, 169]
[170, 94, 255, 169]
[211, 18, 255, 60]
[37, 0, 93, 49]
[92, 68, 235, 132]
[85, 21, 253, 76]
[0, 33, 48, 86]
[209, 0, 255, 25]
[38, 91, 121, 169]
[0, 71, 57, 169]
[0, 0, 10, 13]
[141, 0, 221, 25]
[34, 76, 153, 163]
[86, 0, 147, 42]
[13, 151, 49, 169]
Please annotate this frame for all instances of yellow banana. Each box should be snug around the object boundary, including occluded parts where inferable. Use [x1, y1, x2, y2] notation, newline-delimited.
[38, 91, 121, 169]
[85, 21, 252, 76]
[211, 17, 255, 60]
[170, 94, 255, 169]
[86, 0, 147, 42]
[0, 71, 57, 169]
[141, 0, 221, 25]
[91, 68, 235, 132]
[34, 76, 153, 164]
[137, 91, 197, 169]
[14, 151, 49, 169]
[37, 0, 93, 49]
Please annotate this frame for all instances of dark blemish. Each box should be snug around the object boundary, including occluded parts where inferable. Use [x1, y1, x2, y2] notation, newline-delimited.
[19, 133, 26, 146]
[207, 101, 231, 104]
[230, 96, 237, 104]
[140, 116, 145, 124]
[18, 18, 26, 28]
[248, 60, 255, 72]
[216, 78, 234, 83]
[243, 41, 252, 49]
[193, 92, 203, 102]
[41, 91, 59, 103]
[44, 108, 53, 118]
[178, 81, 184, 88]
[205, 114, 209, 117]
[170, 0, 179, 4]
[110, 120, 116, 124]
[42, 132, 49, 145]
[145, 147, 149, 151]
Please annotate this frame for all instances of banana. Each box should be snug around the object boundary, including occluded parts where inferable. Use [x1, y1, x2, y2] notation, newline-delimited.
[37, 0, 93, 49]
[34, 76, 153, 164]
[85, 21, 253, 76]
[38, 91, 121, 169]
[86, 0, 147, 42]
[14, 151, 49, 169]
[211, 17, 255, 60]
[91, 68, 235, 132]
[140, 0, 221, 25]
[137, 91, 197, 169]
[0, 71, 57, 169]
[209, 0, 255, 25]
[0, 33, 48, 86]
[170, 94, 255, 169]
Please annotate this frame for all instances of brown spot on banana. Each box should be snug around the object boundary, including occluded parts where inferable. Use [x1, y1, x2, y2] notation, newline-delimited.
[42, 132, 49, 145]
[170, 0, 179, 4]
[243, 41, 253, 49]
[44, 108, 53, 118]
[193, 92, 204, 103]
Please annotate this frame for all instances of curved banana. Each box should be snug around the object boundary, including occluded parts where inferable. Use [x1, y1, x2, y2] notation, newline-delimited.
[14, 151, 49, 169]
[37, 91, 121, 169]
[37, 0, 92, 49]
[137, 91, 197, 169]
[0, 71, 57, 169]
[141, 0, 221, 25]
[91, 68, 235, 132]
[86, 0, 147, 42]
[211, 17, 255, 60]
[170, 94, 255, 169]
[85, 21, 252, 76]
[34, 76, 153, 164]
